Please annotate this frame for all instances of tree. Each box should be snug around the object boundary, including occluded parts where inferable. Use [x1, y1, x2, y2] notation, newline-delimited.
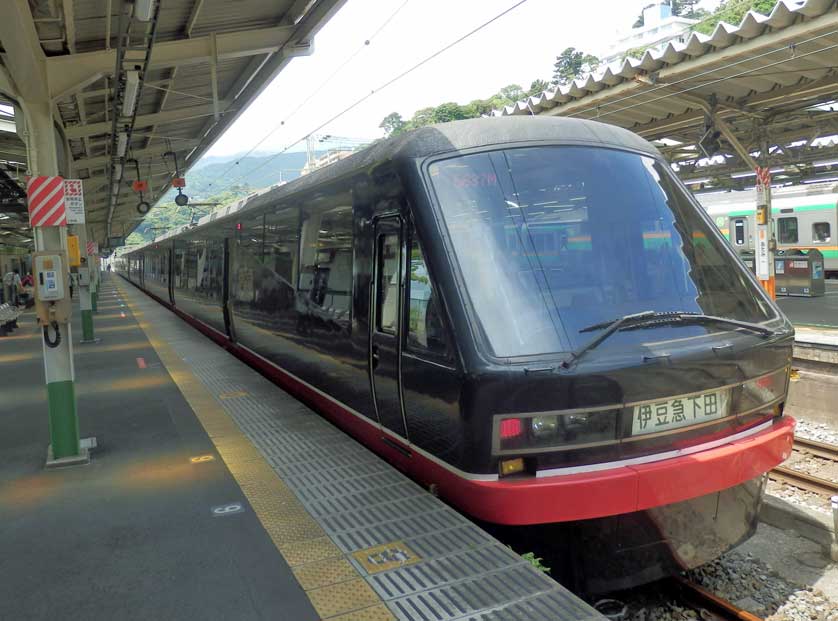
[551, 47, 600, 86]
[527, 79, 550, 97]
[692, 0, 778, 35]
[430, 102, 471, 124]
[497, 84, 525, 102]
[671, 0, 709, 20]
[379, 112, 406, 137]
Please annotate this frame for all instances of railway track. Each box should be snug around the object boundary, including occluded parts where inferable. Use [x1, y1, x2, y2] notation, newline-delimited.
[670, 577, 764, 621]
[768, 436, 838, 497]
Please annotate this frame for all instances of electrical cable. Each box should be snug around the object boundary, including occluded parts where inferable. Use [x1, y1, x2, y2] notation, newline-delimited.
[572, 39, 838, 123]
[43, 321, 61, 348]
[207, 0, 412, 191]
[210, 0, 531, 198]
[562, 27, 838, 121]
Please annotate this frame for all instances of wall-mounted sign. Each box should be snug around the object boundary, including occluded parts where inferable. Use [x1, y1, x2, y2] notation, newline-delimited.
[64, 179, 85, 224]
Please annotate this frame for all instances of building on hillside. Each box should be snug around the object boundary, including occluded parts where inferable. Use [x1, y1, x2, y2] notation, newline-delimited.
[599, 2, 698, 66]
[300, 149, 355, 176]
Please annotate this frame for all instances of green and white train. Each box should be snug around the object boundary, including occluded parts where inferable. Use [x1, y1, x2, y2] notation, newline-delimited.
[698, 183, 838, 275]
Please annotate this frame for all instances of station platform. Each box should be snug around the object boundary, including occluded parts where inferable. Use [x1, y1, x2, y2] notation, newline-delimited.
[0, 274, 603, 621]
[777, 280, 838, 332]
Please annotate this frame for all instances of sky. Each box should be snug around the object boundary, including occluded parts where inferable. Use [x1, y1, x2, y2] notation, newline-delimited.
[206, 0, 719, 158]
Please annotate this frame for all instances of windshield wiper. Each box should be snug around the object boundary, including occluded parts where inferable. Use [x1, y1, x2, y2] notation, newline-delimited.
[563, 311, 773, 370]
[618, 312, 773, 337]
[561, 310, 656, 369]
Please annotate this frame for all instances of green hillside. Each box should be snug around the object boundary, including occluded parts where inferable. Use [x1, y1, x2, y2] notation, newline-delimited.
[127, 151, 320, 244]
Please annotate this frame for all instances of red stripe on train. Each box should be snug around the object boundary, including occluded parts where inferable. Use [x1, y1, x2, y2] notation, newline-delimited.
[122, 276, 796, 525]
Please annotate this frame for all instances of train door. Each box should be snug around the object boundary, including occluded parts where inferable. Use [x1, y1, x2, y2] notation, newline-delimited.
[370, 216, 408, 438]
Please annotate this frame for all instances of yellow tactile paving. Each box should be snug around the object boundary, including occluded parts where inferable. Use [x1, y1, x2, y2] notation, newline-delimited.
[307, 578, 383, 619]
[118, 280, 392, 620]
[330, 604, 397, 621]
[293, 556, 359, 590]
[280, 536, 343, 567]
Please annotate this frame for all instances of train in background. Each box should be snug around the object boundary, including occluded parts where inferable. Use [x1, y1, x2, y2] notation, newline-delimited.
[698, 183, 838, 275]
[118, 117, 795, 593]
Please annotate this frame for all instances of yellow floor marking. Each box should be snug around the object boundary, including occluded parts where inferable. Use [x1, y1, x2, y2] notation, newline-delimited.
[117, 280, 395, 621]
[190, 455, 215, 463]
[218, 390, 248, 400]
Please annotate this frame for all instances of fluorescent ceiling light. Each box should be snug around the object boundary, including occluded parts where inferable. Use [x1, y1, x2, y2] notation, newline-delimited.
[134, 0, 155, 22]
[814, 159, 838, 168]
[802, 177, 838, 184]
[686, 178, 710, 185]
[122, 71, 140, 117]
[731, 171, 757, 178]
[117, 132, 128, 157]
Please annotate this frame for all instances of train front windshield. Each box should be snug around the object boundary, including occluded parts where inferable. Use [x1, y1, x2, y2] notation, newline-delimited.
[429, 146, 777, 359]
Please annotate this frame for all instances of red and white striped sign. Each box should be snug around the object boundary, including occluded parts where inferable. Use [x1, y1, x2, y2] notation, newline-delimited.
[27, 175, 67, 227]
[756, 166, 771, 188]
[86, 241, 98, 256]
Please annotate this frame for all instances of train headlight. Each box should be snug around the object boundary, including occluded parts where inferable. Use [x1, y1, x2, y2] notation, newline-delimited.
[496, 409, 619, 452]
[734, 368, 788, 414]
[530, 416, 559, 438]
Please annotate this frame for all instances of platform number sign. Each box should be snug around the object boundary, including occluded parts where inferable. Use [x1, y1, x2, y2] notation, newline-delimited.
[64, 179, 85, 224]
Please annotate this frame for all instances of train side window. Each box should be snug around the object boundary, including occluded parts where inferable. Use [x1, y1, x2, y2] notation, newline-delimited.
[407, 238, 450, 357]
[376, 233, 400, 334]
[777, 217, 798, 244]
[813, 222, 831, 243]
[732, 219, 746, 246]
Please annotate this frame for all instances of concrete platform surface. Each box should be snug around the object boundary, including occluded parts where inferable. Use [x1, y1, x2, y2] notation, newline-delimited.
[0, 274, 604, 621]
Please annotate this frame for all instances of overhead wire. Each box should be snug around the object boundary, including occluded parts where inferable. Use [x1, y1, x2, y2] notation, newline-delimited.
[209, 0, 531, 197]
[569, 37, 838, 122]
[561, 26, 838, 120]
[206, 0, 412, 192]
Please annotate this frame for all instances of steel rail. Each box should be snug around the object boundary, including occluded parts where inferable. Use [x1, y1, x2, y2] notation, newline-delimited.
[793, 436, 838, 462]
[770, 465, 838, 497]
[670, 576, 764, 621]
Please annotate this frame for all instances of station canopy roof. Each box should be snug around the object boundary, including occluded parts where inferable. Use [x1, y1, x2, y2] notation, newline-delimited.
[0, 0, 345, 251]
[502, 0, 838, 194]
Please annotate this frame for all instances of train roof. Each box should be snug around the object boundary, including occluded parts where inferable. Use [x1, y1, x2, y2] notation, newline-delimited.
[299, 116, 661, 189]
[124, 117, 660, 254]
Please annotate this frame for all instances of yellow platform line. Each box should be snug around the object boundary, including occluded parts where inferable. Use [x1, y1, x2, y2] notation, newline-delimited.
[117, 280, 394, 621]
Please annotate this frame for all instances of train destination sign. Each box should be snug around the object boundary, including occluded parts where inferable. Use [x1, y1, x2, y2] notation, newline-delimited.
[632, 389, 729, 436]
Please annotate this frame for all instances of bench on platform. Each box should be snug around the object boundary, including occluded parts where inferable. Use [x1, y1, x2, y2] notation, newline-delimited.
[0, 302, 21, 336]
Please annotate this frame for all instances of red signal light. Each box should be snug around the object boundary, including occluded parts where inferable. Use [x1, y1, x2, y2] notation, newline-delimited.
[499, 418, 523, 440]
[236, 222, 242, 230]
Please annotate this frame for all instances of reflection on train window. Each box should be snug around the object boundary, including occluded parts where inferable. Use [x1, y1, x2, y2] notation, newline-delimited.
[299, 204, 353, 322]
[733, 219, 746, 246]
[813, 222, 831, 243]
[232, 208, 301, 316]
[408, 238, 449, 356]
[778, 217, 798, 244]
[429, 146, 775, 358]
[377, 233, 400, 334]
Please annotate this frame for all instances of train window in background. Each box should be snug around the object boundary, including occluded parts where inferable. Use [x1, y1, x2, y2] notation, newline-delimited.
[813, 222, 831, 243]
[777, 217, 798, 244]
[407, 239, 449, 357]
[376, 233, 400, 334]
[732, 218, 746, 246]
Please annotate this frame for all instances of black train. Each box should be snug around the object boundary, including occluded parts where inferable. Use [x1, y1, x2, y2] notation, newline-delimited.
[121, 116, 795, 592]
